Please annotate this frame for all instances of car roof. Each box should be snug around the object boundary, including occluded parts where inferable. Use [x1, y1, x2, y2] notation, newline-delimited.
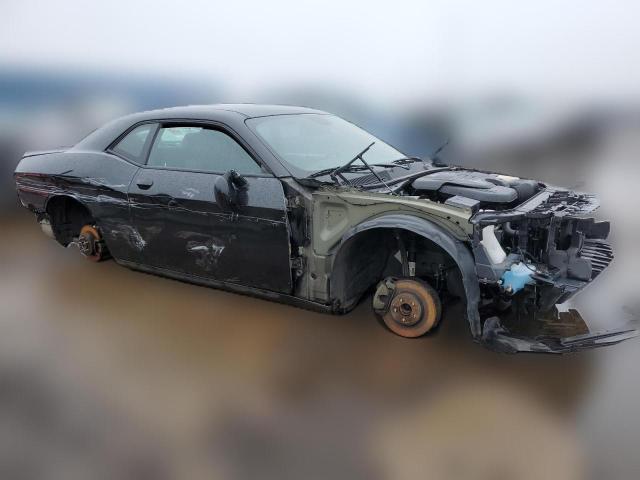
[73, 103, 332, 177]
[134, 103, 328, 120]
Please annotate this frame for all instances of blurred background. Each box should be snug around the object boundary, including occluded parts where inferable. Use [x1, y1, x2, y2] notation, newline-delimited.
[1, 1, 640, 478]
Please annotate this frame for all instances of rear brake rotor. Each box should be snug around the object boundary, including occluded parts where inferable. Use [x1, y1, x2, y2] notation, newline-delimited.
[78, 225, 108, 262]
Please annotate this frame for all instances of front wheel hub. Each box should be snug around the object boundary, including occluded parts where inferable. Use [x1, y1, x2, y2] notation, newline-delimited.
[373, 277, 442, 338]
[389, 293, 423, 327]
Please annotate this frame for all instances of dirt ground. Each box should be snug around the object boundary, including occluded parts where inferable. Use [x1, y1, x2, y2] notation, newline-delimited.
[1, 128, 639, 480]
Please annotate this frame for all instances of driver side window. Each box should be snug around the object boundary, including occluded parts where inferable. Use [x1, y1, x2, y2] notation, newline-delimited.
[147, 126, 263, 174]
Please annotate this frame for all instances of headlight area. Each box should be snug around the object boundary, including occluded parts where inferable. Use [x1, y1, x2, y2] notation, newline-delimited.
[473, 206, 613, 301]
[467, 191, 637, 353]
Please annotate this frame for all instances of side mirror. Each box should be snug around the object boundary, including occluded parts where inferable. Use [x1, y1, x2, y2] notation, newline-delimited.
[214, 170, 248, 211]
[227, 169, 248, 188]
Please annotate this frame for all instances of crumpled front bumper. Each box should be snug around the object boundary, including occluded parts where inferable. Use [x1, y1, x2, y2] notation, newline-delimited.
[477, 263, 639, 354]
[481, 308, 639, 354]
[471, 188, 639, 353]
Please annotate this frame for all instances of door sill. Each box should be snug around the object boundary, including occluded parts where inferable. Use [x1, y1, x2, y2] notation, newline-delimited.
[115, 259, 334, 314]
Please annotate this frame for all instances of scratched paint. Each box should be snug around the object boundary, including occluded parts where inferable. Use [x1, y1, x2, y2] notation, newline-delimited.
[186, 238, 226, 270]
[180, 187, 200, 199]
[109, 225, 147, 251]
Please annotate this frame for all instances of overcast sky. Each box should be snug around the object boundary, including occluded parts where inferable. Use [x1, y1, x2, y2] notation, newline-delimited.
[2, 0, 639, 105]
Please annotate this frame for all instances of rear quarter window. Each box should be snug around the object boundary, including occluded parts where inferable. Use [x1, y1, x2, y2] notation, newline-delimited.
[111, 124, 155, 162]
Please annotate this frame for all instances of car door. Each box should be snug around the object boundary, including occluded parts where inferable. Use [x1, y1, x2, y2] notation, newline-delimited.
[127, 122, 293, 294]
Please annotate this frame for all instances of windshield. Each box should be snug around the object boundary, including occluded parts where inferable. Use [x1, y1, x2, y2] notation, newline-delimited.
[246, 114, 405, 175]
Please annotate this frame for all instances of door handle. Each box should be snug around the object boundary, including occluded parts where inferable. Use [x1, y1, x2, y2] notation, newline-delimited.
[136, 179, 154, 190]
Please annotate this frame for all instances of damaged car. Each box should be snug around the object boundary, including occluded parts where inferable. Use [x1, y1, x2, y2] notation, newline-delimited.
[14, 104, 638, 352]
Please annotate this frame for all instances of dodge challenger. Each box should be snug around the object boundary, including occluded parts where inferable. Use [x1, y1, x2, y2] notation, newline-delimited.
[14, 104, 638, 352]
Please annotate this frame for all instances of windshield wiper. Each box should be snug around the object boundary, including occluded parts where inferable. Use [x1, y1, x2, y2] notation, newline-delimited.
[308, 148, 419, 180]
[369, 159, 412, 170]
[308, 164, 369, 179]
[307, 142, 377, 180]
[332, 142, 396, 194]
[392, 156, 423, 166]
[307, 142, 395, 194]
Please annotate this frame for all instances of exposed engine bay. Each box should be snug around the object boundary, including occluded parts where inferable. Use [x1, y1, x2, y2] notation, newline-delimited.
[408, 169, 542, 207]
[352, 164, 635, 352]
[430, 175, 634, 353]
[310, 160, 637, 352]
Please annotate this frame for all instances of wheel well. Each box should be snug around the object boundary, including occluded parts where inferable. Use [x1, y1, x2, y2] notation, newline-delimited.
[46, 196, 94, 246]
[330, 228, 463, 311]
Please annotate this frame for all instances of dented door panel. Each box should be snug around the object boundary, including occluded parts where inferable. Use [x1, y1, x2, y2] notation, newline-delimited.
[129, 168, 220, 276]
[222, 176, 293, 293]
[128, 169, 292, 293]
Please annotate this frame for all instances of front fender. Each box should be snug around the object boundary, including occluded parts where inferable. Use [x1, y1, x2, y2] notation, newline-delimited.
[335, 214, 482, 338]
